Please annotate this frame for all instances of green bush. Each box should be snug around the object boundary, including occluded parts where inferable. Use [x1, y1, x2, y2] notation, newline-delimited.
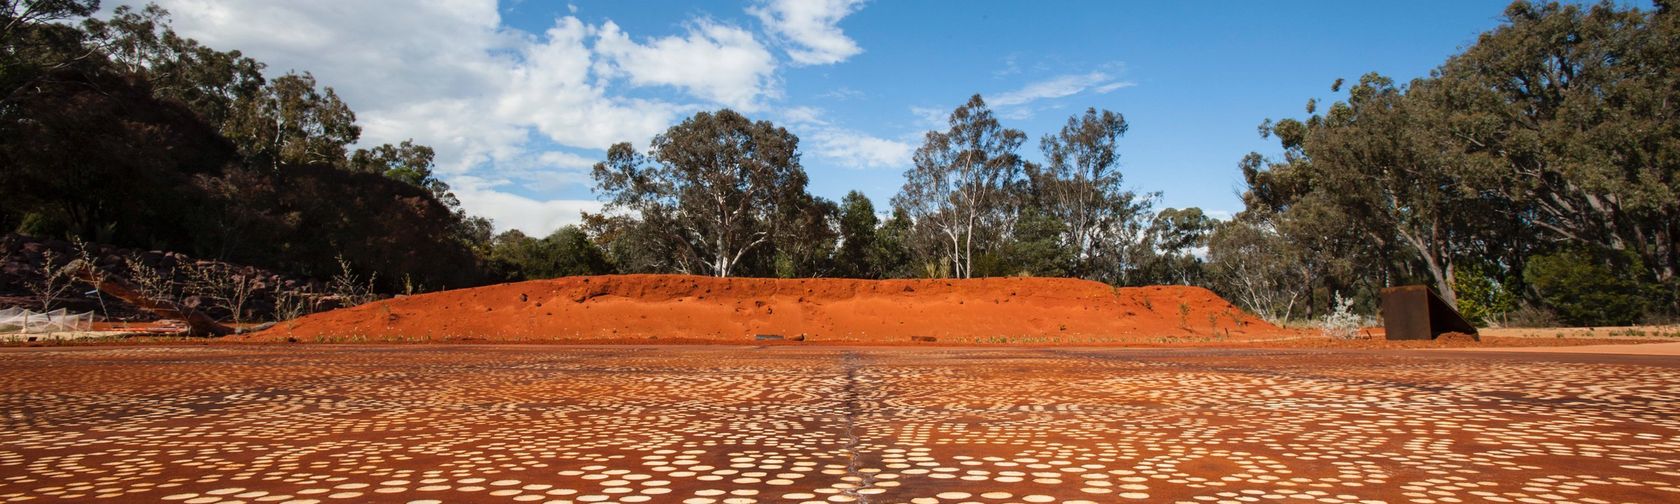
[1453, 265, 1518, 326]
[1522, 248, 1651, 327]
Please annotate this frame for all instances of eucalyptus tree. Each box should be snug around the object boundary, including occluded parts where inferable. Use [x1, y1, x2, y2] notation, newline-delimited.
[591, 109, 817, 277]
[82, 4, 266, 127]
[893, 94, 1025, 278]
[1029, 107, 1156, 283]
[222, 72, 360, 171]
[1206, 218, 1307, 322]
[833, 191, 879, 278]
[1435, 0, 1679, 284]
[1140, 207, 1217, 285]
[2, 0, 101, 114]
[351, 140, 452, 203]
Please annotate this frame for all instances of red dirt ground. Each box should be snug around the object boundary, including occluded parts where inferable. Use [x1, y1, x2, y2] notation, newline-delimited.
[241, 274, 1288, 344]
[2, 345, 1677, 502]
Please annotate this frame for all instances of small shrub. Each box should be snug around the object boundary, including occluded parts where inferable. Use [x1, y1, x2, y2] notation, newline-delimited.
[184, 263, 259, 323]
[1503, 304, 1559, 328]
[56, 237, 112, 317]
[1524, 248, 1652, 327]
[273, 287, 314, 322]
[1320, 292, 1364, 340]
[1453, 264, 1517, 327]
[28, 249, 76, 313]
[123, 254, 177, 306]
[329, 255, 381, 307]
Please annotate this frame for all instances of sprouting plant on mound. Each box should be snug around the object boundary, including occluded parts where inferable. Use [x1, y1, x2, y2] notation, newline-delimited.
[28, 249, 77, 314]
[329, 255, 381, 307]
[185, 263, 261, 323]
[1321, 292, 1364, 340]
[123, 254, 178, 307]
[273, 286, 315, 322]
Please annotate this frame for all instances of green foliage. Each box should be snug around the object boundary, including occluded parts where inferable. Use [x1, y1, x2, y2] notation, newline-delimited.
[1029, 107, 1155, 283]
[868, 208, 915, 278]
[1224, 1, 1680, 321]
[1136, 207, 1215, 285]
[769, 194, 839, 278]
[488, 227, 613, 280]
[81, 4, 265, 126]
[1205, 218, 1306, 323]
[833, 191, 878, 278]
[591, 109, 821, 277]
[0, 67, 236, 244]
[893, 94, 1025, 279]
[996, 207, 1072, 277]
[1523, 248, 1652, 327]
[351, 140, 448, 197]
[223, 72, 360, 170]
[1452, 265, 1519, 326]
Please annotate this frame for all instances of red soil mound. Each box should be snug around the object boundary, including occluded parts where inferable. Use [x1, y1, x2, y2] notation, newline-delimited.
[242, 274, 1290, 344]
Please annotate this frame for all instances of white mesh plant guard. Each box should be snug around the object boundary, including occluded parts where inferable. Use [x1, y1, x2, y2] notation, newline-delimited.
[0, 307, 96, 333]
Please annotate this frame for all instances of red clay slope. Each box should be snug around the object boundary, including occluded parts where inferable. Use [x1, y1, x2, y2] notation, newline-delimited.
[242, 274, 1288, 344]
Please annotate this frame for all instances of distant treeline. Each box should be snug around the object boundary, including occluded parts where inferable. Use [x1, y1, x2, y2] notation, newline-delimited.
[3, 1, 1675, 327]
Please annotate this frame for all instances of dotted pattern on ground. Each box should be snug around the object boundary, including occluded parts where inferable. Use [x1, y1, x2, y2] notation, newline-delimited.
[1, 346, 1678, 503]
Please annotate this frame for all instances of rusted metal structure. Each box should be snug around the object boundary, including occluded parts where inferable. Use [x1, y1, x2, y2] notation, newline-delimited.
[1380, 285, 1478, 341]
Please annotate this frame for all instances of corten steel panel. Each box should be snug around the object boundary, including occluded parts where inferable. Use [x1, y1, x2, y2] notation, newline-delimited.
[1381, 285, 1479, 341]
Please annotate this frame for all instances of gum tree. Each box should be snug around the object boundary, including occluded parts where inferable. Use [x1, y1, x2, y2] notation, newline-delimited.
[591, 109, 816, 277]
[893, 95, 1025, 278]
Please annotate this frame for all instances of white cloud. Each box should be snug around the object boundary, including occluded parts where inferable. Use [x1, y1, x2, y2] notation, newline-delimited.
[1095, 81, 1136, 93]
[538, 151, 599, 170]
[499, 17, 683, 152]
[818, 86, 864, 100]
[991, 71, 1133, 107]
[994, 53, 1022, 77]
[909, 106, 947, 129]
[776, 106, 911, 169]
[594, 19, 777, 110]
[749, 0, 865, 65]
[780, 105, 826, 126]
[451, 176, 603, 236]
[809, 129, 912, 169]
[115, 1, 686, 174]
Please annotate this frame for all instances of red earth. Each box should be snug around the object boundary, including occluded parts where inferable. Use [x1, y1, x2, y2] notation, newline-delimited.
[242, 275, 1289, 344]
[2, 345, 1677, 502]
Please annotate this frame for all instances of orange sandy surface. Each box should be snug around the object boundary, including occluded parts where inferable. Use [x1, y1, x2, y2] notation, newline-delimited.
[2, 345, 1677, 502]
[1446, 341, 1680, 356]
[241, 274, 1286, 344]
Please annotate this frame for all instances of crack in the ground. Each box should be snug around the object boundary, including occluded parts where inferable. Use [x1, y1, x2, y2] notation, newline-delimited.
[838, 351, 875, 504]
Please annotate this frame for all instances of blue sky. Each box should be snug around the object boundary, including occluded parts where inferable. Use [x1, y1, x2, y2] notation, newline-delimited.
[116, 0, 1637, 234]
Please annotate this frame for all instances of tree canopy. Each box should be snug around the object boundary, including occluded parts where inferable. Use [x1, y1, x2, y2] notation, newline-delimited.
[1229, 0, 1678, 323]
[591, 109, 823, 277]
